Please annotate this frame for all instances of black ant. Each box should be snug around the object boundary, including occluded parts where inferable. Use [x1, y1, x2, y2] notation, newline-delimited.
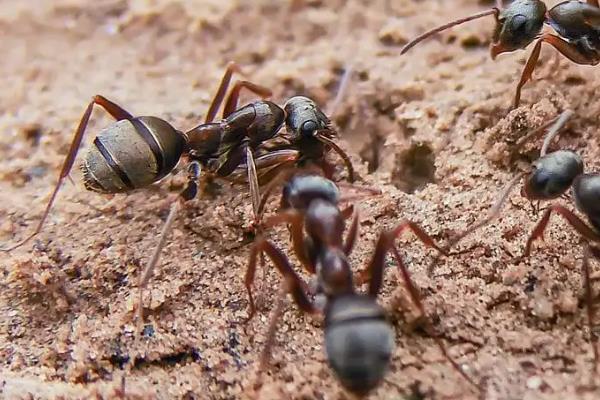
[245, 173, 479, 395]
[442, 109, 600, 369]
[400, 0, 600, 108]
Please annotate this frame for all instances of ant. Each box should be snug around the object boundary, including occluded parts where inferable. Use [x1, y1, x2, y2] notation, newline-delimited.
[441, 109, 600, 369]
[244, 173, 479, 395]
[5, 62, 357, 329]
[400, 0, 600, 108]
[4, 62, 289, 332]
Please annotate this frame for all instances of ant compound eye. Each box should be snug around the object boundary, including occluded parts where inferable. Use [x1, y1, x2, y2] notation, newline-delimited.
[300, 120, 318, 137]
[508, 14, 530, 36]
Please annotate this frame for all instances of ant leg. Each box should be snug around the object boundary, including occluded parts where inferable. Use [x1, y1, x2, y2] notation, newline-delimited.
[245, 151, 298, 228]
[245, 145, 261, 221]
[250, 151, 300, 222]
[314, 132, 355, 182]
[514, 35, 594, 108]
[245, 236, 317, 321]
[257, 282, 288, 376]
[524, 205, 600, 256]
[363, 222, 479, 389]
[583, 245, 599, 371]
[223, 81, 273, 118]
[136, 161, 200, 333]
[340, 204, 355, 220]
[513, 39, 543, 108]
[261, 210, 315, 273]
[337, 182, 382, 197]
[362, 220, 448, 295]
[204, 61, 243, 123]
[343, 206, 359, 256]
[388, 244, 480, 390]
[3, 95, 134, 252]
[537, 51, 561, 81]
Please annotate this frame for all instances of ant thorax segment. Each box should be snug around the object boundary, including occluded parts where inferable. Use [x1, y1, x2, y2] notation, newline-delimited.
[282, 175, 340, 210]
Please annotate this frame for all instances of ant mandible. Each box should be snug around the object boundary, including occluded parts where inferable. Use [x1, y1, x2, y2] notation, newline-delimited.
[441, 109, 600, 369]
[400, 0, 600, 108]
[245, 174, 479, 395]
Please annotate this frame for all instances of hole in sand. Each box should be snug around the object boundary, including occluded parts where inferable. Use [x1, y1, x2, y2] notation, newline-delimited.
[392, 142, 436, 193]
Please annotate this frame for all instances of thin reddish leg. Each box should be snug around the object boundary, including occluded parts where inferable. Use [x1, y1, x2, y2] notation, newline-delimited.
[343, 208, 359, 256]
[361, 220, 479, 390]
[514, 35, 596, 108]
[3, 95, 134, 252]
[337, 182, 382, 198]
[513, 38, 543, 108]
[583, 245, 599, 371]
[251, 164, 299, 226]
[524, 205, 600, 256]
[222, 81, 273, 118]
[362, 220, 448, 295]
[388, 244, 480, 390]
[261, 210, 315, 273]
[257, 282, 288, 374]
[339, 204, 355, 220]
[204, 61, 243, 123]
[245, 236, 317, 321]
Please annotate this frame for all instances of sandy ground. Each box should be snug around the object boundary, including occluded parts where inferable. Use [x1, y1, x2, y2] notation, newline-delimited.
[2, 0, 600, 399]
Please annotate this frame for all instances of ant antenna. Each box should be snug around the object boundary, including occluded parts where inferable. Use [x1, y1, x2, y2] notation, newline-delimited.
[400, 9, 499, 55]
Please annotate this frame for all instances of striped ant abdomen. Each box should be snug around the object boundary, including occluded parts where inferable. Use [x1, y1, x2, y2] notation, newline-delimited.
[81, 116, 186, 193]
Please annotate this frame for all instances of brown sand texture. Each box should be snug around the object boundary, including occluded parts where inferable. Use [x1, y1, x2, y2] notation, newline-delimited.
[2, 0, 600, 399]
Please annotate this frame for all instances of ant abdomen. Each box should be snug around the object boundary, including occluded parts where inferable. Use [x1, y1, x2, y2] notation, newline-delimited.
[573, 174, 600, 230]
[81, 116, 186, 193]
[522, 150, 583, 200]
[324, 294, 394, 395]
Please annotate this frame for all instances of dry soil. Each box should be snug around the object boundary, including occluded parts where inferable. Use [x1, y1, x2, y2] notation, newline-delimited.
[1, 0, 600, 399]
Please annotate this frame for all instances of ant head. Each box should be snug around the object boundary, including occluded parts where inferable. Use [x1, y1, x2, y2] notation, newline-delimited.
[282, 174, 340, 210]
[324, 294, 394, 395]
[522, 150, 583, 200]
[573, 174, 600, 230]
[284, 96, 331, 139]
[491, 0, 546, 58]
